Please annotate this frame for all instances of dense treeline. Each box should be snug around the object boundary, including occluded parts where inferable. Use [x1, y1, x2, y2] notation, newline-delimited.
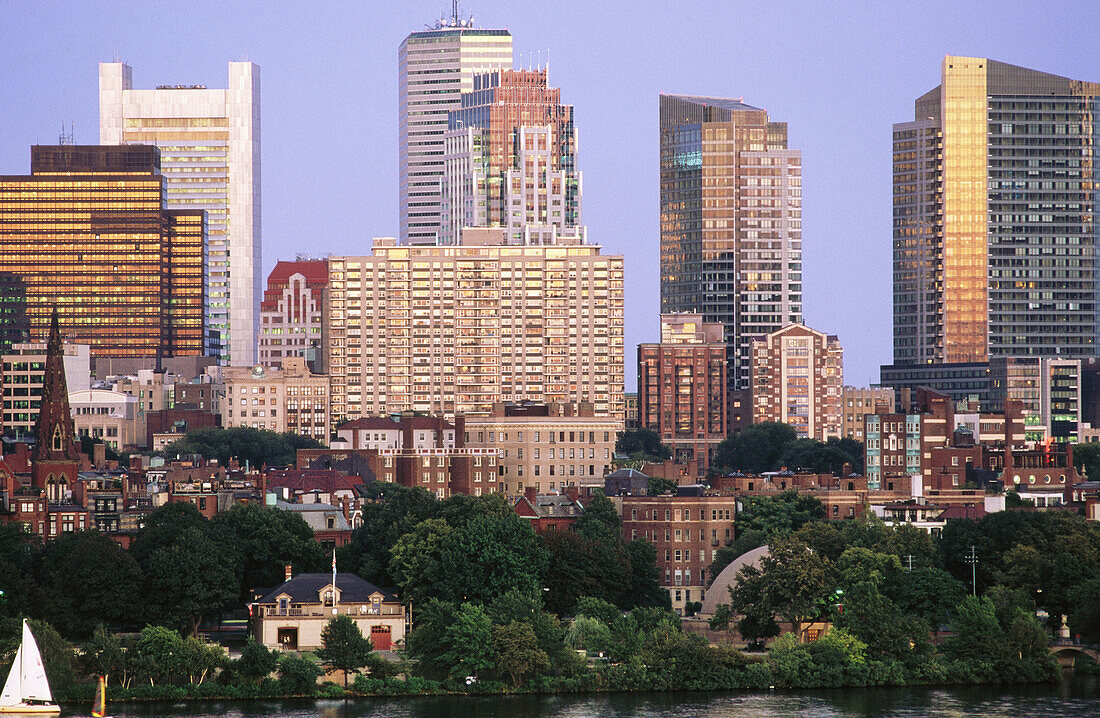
[159, 427, 325, 468]
[711, 422, 865, 475]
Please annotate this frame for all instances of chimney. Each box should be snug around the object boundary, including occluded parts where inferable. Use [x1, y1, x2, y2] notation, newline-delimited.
[524, 486, 537, 503]
[284, 564, 293, 582]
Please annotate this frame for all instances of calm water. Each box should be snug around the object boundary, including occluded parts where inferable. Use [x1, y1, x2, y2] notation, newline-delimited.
[57, 676, 1100, 718]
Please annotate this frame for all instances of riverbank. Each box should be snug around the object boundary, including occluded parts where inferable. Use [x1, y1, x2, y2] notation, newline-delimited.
[52, 675, 1100, 718]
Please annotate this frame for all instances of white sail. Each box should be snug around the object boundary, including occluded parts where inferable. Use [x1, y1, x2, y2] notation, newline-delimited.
[19, 621, 53, 703]
[0, 645, 22, 705]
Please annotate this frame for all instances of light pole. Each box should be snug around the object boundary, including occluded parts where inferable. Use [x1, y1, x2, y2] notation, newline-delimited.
[964, 545, 978, 596]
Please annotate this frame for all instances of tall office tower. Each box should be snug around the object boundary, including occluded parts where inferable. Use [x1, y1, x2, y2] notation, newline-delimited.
[659, 94, 803, 395]
[893, 56, 1100, 365]
[750, 323, 843, 441]
[399, 16, 512, 245]
[100, 61, 260, 364]
[326, 231, 624, 420]
[440, 68, 582, 246]
[637, 314, 727, 477]
[0, 145, 205, 358]
[258, 259, 328, 370]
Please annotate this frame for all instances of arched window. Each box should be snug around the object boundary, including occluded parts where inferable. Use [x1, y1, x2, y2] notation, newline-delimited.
[52, 427, 63, 452]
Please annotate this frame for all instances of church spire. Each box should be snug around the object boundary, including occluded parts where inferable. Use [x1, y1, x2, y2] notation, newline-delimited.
[32, 308, 78, 462]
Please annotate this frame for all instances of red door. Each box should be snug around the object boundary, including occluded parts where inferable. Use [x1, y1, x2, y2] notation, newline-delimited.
[370, 625, 391, 650]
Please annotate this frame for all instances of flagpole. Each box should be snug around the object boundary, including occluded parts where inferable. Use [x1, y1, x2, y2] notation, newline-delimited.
[332, 548, 338, 615]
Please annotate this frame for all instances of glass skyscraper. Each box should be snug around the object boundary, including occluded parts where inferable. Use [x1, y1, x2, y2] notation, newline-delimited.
[893, 55, 1100, 365]
[659, 94, 803, 392]
[398, 17, 512, 245]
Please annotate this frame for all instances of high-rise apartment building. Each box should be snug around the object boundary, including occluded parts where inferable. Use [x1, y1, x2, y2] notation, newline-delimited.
[440, 68, 582, 246]
[399, 17, 512, 245]
[221, 357, 330, 442]
[0, 145, 205, 359]
[1, 340, 90, 440]
[659, 94, 803, 394]
[750, 323, 842, 441]
[326, 233, 624, 420]
[638, 314, 727, 477]
[893, 56, 1099, 365]
[100, 61, 260, 364]
[258, 260, 328, 370]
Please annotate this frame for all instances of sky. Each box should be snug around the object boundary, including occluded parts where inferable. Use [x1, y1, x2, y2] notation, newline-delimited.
[2, 1, 1098, 389]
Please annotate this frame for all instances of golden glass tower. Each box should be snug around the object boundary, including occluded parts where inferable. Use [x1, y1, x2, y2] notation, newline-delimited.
[893, 56, 1099, 364]
[0, 145, 205, 358]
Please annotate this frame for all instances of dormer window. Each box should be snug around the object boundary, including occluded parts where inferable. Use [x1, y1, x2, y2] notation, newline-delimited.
[278, 597, 289, 615]
[323, 589, 334, 606]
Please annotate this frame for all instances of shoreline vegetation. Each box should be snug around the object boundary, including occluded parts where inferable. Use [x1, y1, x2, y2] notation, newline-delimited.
[4, 482, 1099, 707]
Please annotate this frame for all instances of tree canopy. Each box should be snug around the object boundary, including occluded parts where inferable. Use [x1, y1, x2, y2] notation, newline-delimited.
[615, 428, 672, 461]
[160, 426, 324, 468]
[711, 422, 863, 475]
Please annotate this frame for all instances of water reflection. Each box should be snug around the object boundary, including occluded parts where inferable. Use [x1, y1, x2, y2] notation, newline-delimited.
[57, 676, 1100, 718]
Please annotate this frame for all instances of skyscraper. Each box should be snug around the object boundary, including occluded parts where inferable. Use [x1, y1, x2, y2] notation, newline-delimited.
[440, 68, 582, 246]
[893, 56, 1100, 365]
[0, 145, 205, 359]
[99, 61, 260, 365]
[399, 16, 512, 245]
[659, 94, 803, 394]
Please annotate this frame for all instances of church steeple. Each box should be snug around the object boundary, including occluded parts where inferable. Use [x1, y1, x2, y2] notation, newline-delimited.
[32, 308, 78, 463]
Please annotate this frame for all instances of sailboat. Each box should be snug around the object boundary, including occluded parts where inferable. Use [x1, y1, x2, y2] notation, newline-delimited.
[0, 619, 60, 714]
[90, 675, 107, 718]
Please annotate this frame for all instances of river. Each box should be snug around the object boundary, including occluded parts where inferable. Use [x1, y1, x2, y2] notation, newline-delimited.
[58, 675, 1100, 717]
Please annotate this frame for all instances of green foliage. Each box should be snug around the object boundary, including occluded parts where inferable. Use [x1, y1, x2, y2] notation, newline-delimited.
[177, 636, 226, 685]
[277, 653, 321, 695]
[1072, 441, 1100, 480]
[316, 614, 376, 686]
[728, 537, 834, 630]
[625, 539, 670, 609]
[647, 476, 678, 496]
[541, 528, 630, 614]
[235, 640, 278, 683]
[889, 567, 966, 630]
[211, 503, 324, 600]
[574, 596, 621, 625]
[133, 624, 184, 685]
[713, 422, 798, 474]
[493, 621, 549, 687]
[564, 615, 611, 655]
[574, 491, 620, 541]
[735, 491, 825, 540]
[387, 518, 452, 606]
[129, 503, 240, 635]
[439, 604, 495, 679]
[80, 625, 125, 684]
[615, 428, 672, 461]
[38, 530, 143, 636]
[160, 426, 324, 468]
[1069, 578, 1100, 644]
[339, 483, 439, 587]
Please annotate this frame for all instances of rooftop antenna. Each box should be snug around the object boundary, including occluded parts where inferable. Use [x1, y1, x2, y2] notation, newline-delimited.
[58, 123, 73, 146]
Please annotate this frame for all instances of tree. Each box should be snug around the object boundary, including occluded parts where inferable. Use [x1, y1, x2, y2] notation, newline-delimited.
[38, 530, 143, 635]
[80, 625, 125, 686]
[711, 422, 798, 474]
[1068, 578, 1100, 645]
[427, 514, 549, 605]
[1072, 441, 1100, 481]
[647, 476, 678, 496]
[339, 483, 439, 587]
[574, 491, 620, 541]
[387, 518, 451, 606]
[615, 428, 671, 460]
[728, 538, 833, 636]
[493, 621, 549, 687]
[235, 640, 278, 684]
[735, 491, 825, 540]
[541, 528, 630, 614]
[316, 614, 375, 687]
[177, 635, 225, 685]
[160, 426, 324, 468]
[439, 604, 495, 680]
[130, 504, 240, 635]
[0, 619, 77, 692]
[278, 653, 322, 695]
[888, 567, 966, 631]
[625, 539, 669, 609]
[132, 625, 183, 685]
[212, 503, 324, 600]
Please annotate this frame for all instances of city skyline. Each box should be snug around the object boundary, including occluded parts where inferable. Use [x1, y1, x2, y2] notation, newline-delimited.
[2, 1, 1097, 387]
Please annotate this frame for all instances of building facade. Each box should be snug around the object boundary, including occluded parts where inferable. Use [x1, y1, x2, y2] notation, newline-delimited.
[841, 386, 895, 442]
[750, 324, 842, 441]
[659, 94, 803, 394]
[325, 235, 624, 419]
[258, 260, 328, 370]
[221, 357, 330, 442]
[440, 68, 582, 246]
[100, 61, 260, 364]
[464, 402, 619, 496]
[619, 491, 739, 613]
[0, 145, 205, 359]
[2, 341, 90, 439]
[892, 56, 1100, 365]
[638, 314, 727, 477]
[398, 18, 513, 245]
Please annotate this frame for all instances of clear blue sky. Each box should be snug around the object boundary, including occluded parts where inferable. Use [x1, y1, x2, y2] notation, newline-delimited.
[2, 1, 1097, 389]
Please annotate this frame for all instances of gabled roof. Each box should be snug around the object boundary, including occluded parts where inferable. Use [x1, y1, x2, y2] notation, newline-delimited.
[255, 572, 395, 605]
[606, 468, 649, 480]
[515, 493, 584, 518]
[276, 499, 351, 532]
[265, 469, 364, 495]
